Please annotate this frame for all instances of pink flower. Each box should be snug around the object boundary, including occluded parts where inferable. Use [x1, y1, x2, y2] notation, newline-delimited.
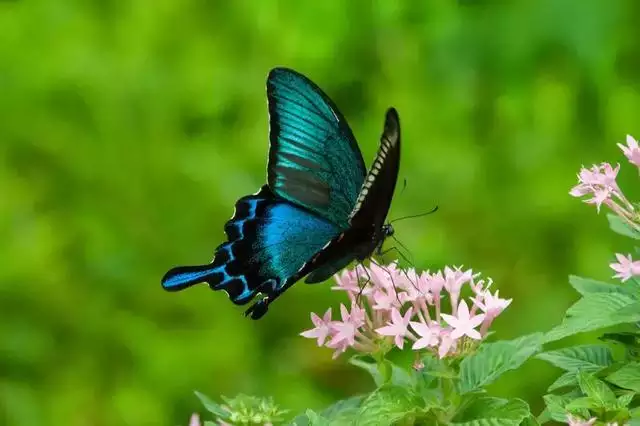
[328, 304, 362, 347]
[376, 307, 414, 349]
[189, 413, 201, 426]
[300, 308, 333, 346]
[441, 300, 485, 340]
[470, 276, 492, 295]
[569, 163, 621, 212]
[397, 268, 426, 303]
[332, 269, 360, 294]
[618, 134, 640, 168]
[437, 329, 457, 358]
[566, 415, 596, 426]
[371, 286, 402, 310]
[369, 261, 395, 288]
[474, 290, 512, 319]
[610, 253, 640, 282]
[440, 266, 474, 315]
[429, 271, 445, 297]
[301, 263, 510, 359]
[410, 321, 440, 350]
[412, 358, 425, 371]
[326, 338, 350, 359]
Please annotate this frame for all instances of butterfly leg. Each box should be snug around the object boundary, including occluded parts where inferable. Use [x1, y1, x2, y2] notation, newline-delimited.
[243, 279, 297, 320]
[376, 247, 422, 298]
[354, 262, 372, 305]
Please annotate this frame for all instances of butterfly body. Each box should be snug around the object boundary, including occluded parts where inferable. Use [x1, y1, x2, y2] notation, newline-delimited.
[162, 68, 401, 319]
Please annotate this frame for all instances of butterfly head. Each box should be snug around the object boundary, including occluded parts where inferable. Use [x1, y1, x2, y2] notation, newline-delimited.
[382, 223, 395, 238]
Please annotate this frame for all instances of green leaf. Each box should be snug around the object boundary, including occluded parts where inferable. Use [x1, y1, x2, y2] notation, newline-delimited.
[617, 392, 635, 408]
[289, 409, 331, 426]
[569, 275, 624, 296]
[194, 391, 229, 418]
[536, 345, 613, 372]
[521, 414, 541, 426]
[608, 214, 640, 240]
[349, 356, 413, 388]
[600, 331, 640, 346]
[459, 333, 543, 394]
[547, 371, 579, 392]
[541, 394, 570, 423]
[451, 397, 530, 425]
[606, 362, 640, 392]
[318, 395, 363, 422]
[306, 409, 330, 426]
[544, 293, 640, 343]
[419, 353, 457, 379]
[203, 422, 217, 426]
[577, 370, 617, 408]
[356, 385, 422, 426]
[564, 396, 598, 411]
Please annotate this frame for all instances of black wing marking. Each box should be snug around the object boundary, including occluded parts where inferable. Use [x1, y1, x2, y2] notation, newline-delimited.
[349, 108, 401, 229]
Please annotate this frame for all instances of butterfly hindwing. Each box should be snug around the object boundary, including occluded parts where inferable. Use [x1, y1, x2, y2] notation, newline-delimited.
[161, 185, 342, 307]
[267, 67, 367, 227]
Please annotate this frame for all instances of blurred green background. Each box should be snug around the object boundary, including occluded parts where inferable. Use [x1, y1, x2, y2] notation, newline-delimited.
[2, 0, 640, 424]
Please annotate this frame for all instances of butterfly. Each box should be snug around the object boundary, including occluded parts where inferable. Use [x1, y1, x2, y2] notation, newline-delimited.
[161, 67, 401, 319]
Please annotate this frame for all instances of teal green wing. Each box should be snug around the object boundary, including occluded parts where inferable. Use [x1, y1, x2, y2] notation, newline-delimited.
[266, 68, 367, 228]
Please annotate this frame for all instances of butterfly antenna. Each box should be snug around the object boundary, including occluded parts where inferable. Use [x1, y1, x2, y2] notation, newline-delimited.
[390, 205, 439, 224]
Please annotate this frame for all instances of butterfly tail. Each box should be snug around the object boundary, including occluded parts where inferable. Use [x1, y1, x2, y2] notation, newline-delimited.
[161, 264, 217, 292]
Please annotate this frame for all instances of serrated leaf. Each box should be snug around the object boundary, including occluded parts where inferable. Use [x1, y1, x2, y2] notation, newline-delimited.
[577, 371, 617, 408]
[617, 392, 635, 408]
[521, 414, 541, 426]
[536, 345, 613, 372]
[194, 391, 229, 417]
[606, 362, 640, 392]
[459, 333, 543, 394]
[451, 397, 530, 426]
[306, 409, 330, 426]
[289, 413, 310, 426]
[569, 275, 623, 296]
[348, 357, 413, 388]
[419, 353, 457, 379]
[542, 394, 570, 423]
[608, 214, 640, 240]
[356, 385, 422, 426]
[564, 396, 598, 411]
[536, 407, 551, 424]
[319, 395, 363, 422]
[544, 293, 640, 343]
[548, 371, 579, 392]
[600, 331, 640, 348]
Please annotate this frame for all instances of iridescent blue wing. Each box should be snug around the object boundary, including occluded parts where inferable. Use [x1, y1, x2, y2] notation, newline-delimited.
[267, 68, 367, 228]
[302, 108, 401, 284]
[161, 186, 341, 310]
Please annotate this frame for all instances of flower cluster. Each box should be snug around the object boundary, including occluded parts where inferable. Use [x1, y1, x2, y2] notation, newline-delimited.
[569, 135, 638, 220]
[566, 415, 627, 426]
[300, 262, 511, 359]
[570, 134, 640, 284]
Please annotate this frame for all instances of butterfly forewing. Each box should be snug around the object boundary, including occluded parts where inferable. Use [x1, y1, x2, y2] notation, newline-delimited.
[266, 68, 367, 228]
[349, 108, 401, 229]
